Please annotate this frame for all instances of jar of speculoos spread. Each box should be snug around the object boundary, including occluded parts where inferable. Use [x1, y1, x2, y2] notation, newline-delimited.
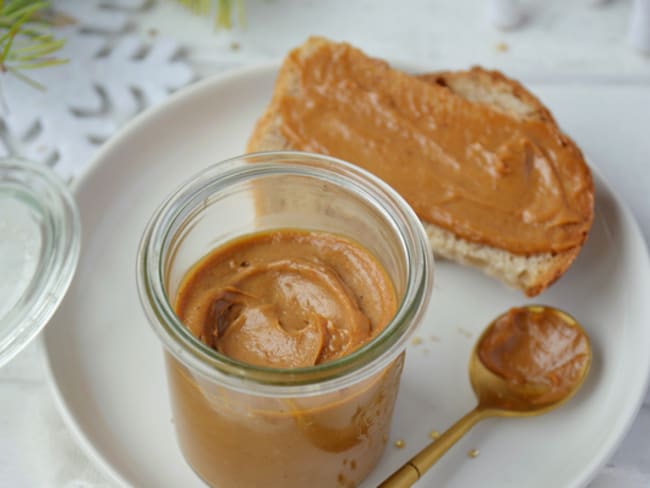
[137, 151, 433, 487]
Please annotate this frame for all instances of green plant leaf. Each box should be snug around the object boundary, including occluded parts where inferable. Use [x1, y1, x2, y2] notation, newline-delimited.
[11, 57, 67, 69]
[0, 17, 21, 64]
[172, 0, 245, 29]
[217, 0, 232, 28]
[0, 1, 66, 88]
[5, 1, 49, 21]
[6, 65, 46, 90]
[10, 37, 64, 58]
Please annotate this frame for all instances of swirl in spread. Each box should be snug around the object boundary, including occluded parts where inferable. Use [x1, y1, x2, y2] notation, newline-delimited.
[275, 41, 594, 254]
[175, 230, 396, 368]
[477, 306, 590, 404]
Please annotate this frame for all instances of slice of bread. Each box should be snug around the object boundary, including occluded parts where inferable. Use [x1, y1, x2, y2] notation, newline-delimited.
[247, 38, 594, 297]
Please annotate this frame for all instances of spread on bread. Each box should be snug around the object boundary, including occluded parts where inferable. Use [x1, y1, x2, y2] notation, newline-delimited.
[248, 37, 595, 296]
[274, 41, 592, 255]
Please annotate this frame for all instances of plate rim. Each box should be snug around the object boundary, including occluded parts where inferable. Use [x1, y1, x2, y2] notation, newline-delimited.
[41, 61, 650, 488]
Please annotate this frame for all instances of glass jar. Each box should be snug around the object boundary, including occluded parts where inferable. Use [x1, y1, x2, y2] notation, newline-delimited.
[0, 157, 80, 367]
[137, 151, 433, 487]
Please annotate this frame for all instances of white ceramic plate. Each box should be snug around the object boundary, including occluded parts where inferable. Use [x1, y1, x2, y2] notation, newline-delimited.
[43, 63, 650, 488]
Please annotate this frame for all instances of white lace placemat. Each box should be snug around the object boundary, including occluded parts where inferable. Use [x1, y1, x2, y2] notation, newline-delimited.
[0, 0, 194, 182]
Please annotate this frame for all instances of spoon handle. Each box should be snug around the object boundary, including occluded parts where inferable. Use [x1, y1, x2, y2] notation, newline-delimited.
[378, 406, 488, 487]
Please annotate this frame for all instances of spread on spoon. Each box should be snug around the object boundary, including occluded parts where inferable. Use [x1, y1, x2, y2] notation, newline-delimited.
[477, 306, 590, 405]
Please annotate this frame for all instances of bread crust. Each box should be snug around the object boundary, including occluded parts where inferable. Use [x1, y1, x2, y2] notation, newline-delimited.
[246, 38, 594, 297]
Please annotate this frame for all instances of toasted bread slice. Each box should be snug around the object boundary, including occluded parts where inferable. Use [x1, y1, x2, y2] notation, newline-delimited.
[247, 38, 594, 297]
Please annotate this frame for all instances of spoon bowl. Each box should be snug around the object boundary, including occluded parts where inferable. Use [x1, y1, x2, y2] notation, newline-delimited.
[470, 305, 591, 415]
[379, 305, 592, 487]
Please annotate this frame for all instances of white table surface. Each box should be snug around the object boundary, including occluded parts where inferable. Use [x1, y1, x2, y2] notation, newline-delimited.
[1, 1, 649, 486]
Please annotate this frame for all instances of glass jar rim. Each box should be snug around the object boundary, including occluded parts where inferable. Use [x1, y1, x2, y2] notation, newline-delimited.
[137, 151, 433, 397]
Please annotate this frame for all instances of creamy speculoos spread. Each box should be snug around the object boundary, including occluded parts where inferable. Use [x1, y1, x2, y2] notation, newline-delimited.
[167, 354, 403, 487]
[171, 229, 402, 487]
[276, 42, 593, 255]
[175, 229, 396, 367]
[477, 307, 590, 405]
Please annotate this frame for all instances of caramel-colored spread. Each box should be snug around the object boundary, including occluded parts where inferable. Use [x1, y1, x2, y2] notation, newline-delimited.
[478, 306, 590, 404]
[167, 354, 403, 487]
[276, 41, 593, 254]
[175, 229, 396, 367]
[170, 229, 401, 487]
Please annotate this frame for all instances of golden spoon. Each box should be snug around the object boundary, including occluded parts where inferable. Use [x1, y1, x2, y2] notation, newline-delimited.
[379, 305, 592, 488]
